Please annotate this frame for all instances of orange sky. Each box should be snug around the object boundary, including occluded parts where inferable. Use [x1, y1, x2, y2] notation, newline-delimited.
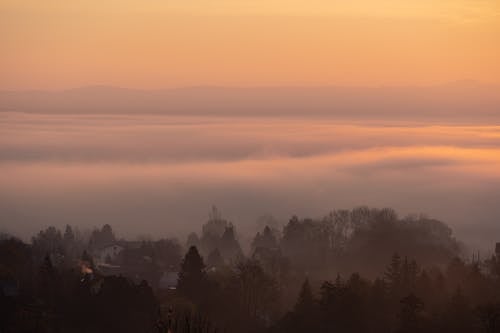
[1, 0, 499, 89]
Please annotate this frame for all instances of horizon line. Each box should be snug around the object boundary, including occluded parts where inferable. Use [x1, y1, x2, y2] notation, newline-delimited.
[1, 79, 498, 93]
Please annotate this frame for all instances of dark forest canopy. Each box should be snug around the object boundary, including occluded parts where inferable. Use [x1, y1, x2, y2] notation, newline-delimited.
[1, 206, 499, 333]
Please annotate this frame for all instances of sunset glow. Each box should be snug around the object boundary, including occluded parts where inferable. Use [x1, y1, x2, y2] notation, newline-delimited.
[1, 0, 499, 89]
[2, 2, 500, 330]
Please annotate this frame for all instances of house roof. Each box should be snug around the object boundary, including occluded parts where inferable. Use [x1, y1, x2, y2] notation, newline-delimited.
[96, 243, 125, 252]
[159, 271, 179, 289]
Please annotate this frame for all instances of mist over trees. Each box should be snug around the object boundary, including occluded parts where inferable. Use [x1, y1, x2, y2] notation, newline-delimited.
[1, 206, 499, 332]
[279, 207, 460, 279]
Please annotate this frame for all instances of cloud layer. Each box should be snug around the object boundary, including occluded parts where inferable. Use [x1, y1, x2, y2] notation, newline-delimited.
[1, 112, 500, 251]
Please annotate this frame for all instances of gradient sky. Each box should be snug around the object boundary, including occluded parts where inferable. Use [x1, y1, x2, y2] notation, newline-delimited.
[1, 0, 499, 89]
[1, 1, 500, 253]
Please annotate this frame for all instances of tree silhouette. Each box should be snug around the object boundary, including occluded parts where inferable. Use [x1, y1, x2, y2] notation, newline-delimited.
[385, 253, 402, 294]
[441, 288, 474, 332]
[235, 259, 279, 321]
[32, 226, 64, 261]
[3, 207, 500, 333]
[295, 278, 314, 312]
[397, 293, 424, 333]
[63, 225, 74, 243]
[252, 226, 278, 252]
[177, 246, 208, 302]
[219, 225, 243, 262]
[88, 224, 116, 250]
[200, 206, 229, 255]
[186, 232, 200, 249]
[292, 278, 318, 331]
[206, 248, 224, 268]
[477, 303, 500, 333]
[38, 254, 59, 308]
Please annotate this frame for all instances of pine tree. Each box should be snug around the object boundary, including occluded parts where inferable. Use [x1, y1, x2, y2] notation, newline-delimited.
[206, 248, 224, 268]
[100, 224, 115, 244]
[219, 225, 243, 262]
[295, 278, 314, 313]
[38, 254, 58, 307]
[291, 278, 317, 332]
[397, 293, 424, 333]
[186, 232, 200, 249]
[385, 253, 402, 293]
[251, 226, 278, 252]
[444, 288, 474, 332]
[63, 225, 75, 243]
[177, 246, 207, 302]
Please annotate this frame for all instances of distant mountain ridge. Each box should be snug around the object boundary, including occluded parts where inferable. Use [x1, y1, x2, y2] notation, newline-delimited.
[1, 83, 499, 121]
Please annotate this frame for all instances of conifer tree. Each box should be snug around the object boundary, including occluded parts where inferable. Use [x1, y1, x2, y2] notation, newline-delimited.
[385, 253, 402, 293]
[177, 246, 207, 302]
[295, 278, 314, 313]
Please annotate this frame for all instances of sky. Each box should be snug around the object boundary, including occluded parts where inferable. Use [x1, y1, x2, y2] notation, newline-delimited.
[1, 1, 500, 252]
[1, 0, 499, 89]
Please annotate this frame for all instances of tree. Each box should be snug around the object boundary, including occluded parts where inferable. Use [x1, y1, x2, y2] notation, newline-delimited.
[32, 226, 64, 261]
[38, 255, 59, 308]
[252, 246, 290, 285]
[346, 209, 460, 276]
[200, 206, 229, 255]
[63, 225, 75, 243]
[73, 276, 158, 333]
[235, 259, 279, 322]
[385, 253, 402, 294]
[278, 278, 317, 333]
[318, 274, 372, 333]
[219, 225, 243, 262]
[323, 209, 354, 253]
[88, 224, 116, 250]
[0, 237, 33, 286]
[252, 226, 278, 252]
[206, 248, 224, 268]
[101, 224, 115, 242]
[62, 225, 79, 262]
[400, 257, 419, 294]
[477, 303, 500, 333]
[294, 278, 314, 313]
[486, 254, 500, 279]
[281, 216, 331, 271]
[177, 246, 208, 302]
[203, 206, 228, 238]
[397, 293, 424, 333]
[442, 288, 474, 333]
[152, 238, 183, 268]
[186, 232, 200, 249]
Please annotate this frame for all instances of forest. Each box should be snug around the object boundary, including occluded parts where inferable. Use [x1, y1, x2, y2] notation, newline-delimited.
[1, 206, 499, 333]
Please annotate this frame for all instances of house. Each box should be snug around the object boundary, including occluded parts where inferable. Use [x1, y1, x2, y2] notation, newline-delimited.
[95, 244, 124, 263]
[159, 271, 179, 290]
[97, 262, 122, 276]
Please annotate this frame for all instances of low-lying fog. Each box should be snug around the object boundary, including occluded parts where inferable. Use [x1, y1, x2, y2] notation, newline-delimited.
[1, 112, 500, 252]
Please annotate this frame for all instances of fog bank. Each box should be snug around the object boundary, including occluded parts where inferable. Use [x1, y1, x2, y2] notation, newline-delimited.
[1, 112, 499, 251]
